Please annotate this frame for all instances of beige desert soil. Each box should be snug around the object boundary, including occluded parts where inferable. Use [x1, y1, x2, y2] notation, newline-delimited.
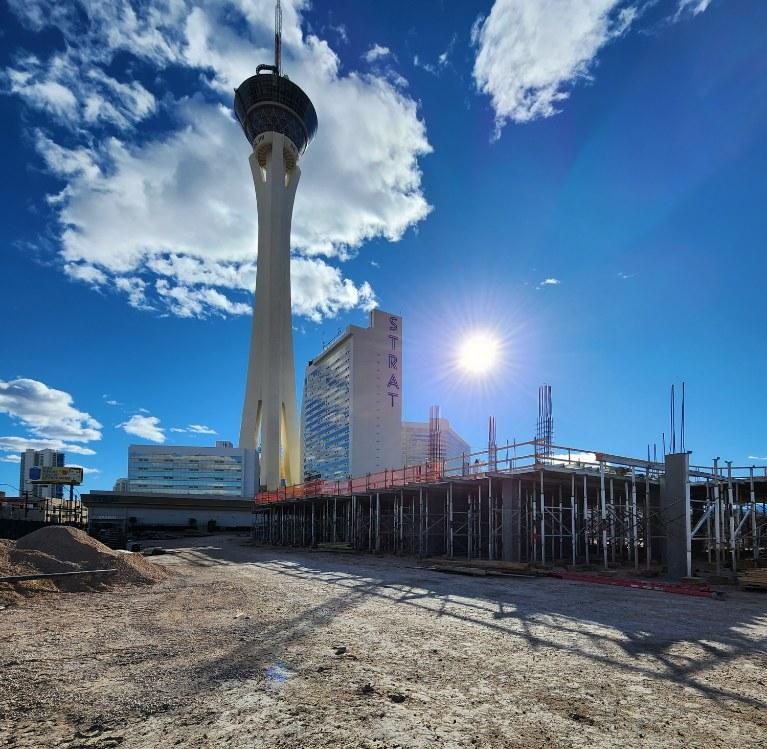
[1, 535, 766, 749]
[0, 527, 169, 604]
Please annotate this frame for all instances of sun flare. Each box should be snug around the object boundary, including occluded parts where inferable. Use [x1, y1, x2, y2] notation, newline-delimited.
[457, 332, 500, 376]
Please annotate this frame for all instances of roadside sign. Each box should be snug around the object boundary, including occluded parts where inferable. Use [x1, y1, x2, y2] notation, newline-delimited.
[28, 466, 84, 485]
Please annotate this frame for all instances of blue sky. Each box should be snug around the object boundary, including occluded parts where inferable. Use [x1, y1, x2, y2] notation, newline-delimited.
[1, 0, 765, 494]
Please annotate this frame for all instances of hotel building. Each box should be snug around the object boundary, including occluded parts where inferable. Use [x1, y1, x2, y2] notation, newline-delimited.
[401, 418, 471, 467]
[127, 442, 259, 497]
[302, 309, 403, 480]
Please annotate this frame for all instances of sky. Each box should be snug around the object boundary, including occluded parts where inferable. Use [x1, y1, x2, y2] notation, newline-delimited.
[1, 0, 766, 495]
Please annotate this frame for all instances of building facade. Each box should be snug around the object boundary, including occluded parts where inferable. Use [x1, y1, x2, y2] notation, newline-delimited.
[401, 419, 471, 467]
[127, 442, 259, 497]
[302, 309, 403, 480]
[19, 449, 65, 499]
[85, 491, 254, 539]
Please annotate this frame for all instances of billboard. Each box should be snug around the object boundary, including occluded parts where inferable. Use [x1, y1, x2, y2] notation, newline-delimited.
[28, 466, 84, 485]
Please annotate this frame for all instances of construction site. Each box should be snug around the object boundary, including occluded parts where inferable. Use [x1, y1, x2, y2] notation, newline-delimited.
[253, 397, 767, 588]
[2, 394, 767, 748]
[1, 531, 766, 749]
[1, 2, 765, 746]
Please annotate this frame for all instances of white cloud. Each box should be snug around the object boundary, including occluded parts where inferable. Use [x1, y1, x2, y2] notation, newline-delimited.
[6, 0, 432, 320]
[324, 23, 348, 45]
[0, 378, 102, 442]
[675, 0, 713, 20]
[64, 263, 108, 285]
[472, 0, 717, 136]
[0, 436, 96, 456]
[187, 424, 217, 434]
[155, 279, 251, 318]
[68, 464, 100, 475]
[170, 424, 217, 434]
[747, 455, 767, 462]
[114, 277, 153, 311]
[118, 414, 165, 443]
[3, 52, 155, 129]
[363, 44, 391, 63]
[0, 454, 21, 463]
[438, 34, 458, 69]
[536, 277, 561, 289]
[292, 258, 377, 322]
[473, 0, 640, 134]
[413, 55, 437, 75]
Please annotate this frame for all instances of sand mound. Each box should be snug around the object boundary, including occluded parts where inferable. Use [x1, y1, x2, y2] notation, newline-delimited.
[1, 527, 170, 603]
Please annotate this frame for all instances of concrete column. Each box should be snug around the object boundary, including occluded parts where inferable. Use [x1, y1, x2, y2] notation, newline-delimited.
[660, 452, 691, 579]
[501, 478, 520, 561]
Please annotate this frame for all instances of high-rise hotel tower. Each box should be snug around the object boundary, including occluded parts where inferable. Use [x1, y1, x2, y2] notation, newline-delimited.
[302, 310, 403, 481]
[234, 1, 317, 490]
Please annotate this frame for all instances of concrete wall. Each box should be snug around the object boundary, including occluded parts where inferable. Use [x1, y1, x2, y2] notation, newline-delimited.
[88, 504, 252, 529]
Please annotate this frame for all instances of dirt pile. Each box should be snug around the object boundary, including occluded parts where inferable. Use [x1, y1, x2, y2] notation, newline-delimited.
[0, 527, 170, 603]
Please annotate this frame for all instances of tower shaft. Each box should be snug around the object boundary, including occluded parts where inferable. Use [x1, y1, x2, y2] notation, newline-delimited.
[240, 132, 301, 490]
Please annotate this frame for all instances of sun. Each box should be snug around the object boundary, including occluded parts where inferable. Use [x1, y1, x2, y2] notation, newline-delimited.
[457, 332, 500, 376]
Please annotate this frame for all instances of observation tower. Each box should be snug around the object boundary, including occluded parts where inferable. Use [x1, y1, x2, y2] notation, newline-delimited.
[235, 0, 318, 491]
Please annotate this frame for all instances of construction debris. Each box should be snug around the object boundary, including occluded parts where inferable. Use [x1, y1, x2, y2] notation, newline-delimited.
[548, 570, 723, 599]
[0, 526, 170, 603]
[739, 568, 767, 590]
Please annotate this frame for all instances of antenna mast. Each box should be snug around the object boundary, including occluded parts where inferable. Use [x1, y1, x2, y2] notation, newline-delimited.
[274, 0, 283, 76]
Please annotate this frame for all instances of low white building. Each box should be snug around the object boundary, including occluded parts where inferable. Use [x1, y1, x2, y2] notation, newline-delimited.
[127, 441, 259, 497]
[302, 309, 403, 480]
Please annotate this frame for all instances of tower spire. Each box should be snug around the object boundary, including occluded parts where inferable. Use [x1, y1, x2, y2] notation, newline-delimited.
[274, 0, 283, 76]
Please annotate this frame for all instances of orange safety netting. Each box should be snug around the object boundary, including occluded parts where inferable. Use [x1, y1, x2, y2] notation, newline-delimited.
[255, 462, 445, 504]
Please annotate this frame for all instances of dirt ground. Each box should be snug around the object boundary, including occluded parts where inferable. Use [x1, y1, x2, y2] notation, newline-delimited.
[1, 536, 766, 749]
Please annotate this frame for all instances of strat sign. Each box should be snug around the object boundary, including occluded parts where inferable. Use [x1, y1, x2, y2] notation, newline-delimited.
[28, 466, 84, 485]
[386, 315, 401, 408]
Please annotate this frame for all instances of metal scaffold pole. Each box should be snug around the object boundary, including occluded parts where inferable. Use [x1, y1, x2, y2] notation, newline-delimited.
[448, 482, 454, 559]
[570, 473, 576, 566]
[488, 478, 494, 561]
[631, 469, 639, 570]
[750, 468, 758, 562]
[713, 461, 722, 576]
[583, 474, 590, 566]
[600, 462, 608, 569]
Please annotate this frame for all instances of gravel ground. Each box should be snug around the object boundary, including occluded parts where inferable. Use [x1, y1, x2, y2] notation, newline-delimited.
[1, 535, 766, 749]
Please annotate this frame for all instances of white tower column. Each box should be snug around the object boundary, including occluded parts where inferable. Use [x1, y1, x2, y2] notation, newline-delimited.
[240, 131, 301, 490]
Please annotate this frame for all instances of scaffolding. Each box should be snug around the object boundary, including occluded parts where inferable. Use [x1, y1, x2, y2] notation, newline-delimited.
[253, 440, 767, 576]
